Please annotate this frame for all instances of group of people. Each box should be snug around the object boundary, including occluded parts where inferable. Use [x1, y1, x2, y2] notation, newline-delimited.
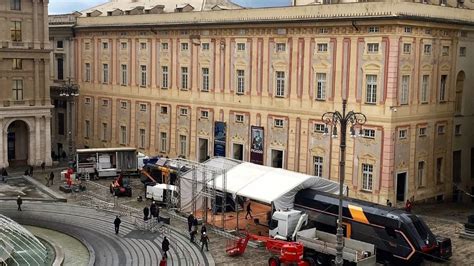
[187, 213, 210, 251]
[386, 197, 414, 213]
[143, 201, 160, 221]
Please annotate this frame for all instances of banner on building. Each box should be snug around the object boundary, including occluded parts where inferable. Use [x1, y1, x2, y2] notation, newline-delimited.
[214, 121, 227, 157]
[250, 126, 264, 165]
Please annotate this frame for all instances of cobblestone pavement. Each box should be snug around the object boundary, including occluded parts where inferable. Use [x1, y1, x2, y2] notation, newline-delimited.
[414, 202, 474, 265]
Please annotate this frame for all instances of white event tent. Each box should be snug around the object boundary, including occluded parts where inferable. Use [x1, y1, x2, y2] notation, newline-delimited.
[180, 157, 347, 212]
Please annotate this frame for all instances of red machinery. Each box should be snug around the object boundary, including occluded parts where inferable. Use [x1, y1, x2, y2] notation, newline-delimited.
[226, 233, 315, 266]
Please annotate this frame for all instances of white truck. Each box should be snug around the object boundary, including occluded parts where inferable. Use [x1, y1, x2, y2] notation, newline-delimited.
[145, 184, 179, 206]
[269, 209, 376, 265]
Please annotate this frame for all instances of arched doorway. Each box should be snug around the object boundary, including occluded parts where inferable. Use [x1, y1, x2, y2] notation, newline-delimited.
[7, 120, 29, 166]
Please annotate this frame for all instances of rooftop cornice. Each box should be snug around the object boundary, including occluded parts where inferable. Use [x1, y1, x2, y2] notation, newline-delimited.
[75, 2, 474, 29]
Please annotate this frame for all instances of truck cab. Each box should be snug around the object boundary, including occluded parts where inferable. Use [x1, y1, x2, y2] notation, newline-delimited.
[269, 209, 308, 240]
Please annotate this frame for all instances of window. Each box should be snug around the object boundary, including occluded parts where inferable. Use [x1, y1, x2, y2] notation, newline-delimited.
[419, 127, 427, 137]
[366, 75, 377, 104]
[160, 132, 167, 153]
[424, 44, 432, 55]
[181, 43, 188, 51]
[102, 42, 108, 50]
[202, 68, 209, 92]
[275, 71, 285, 97]
[140, 65, 147, 87]
[140, 42, 147, 50]
[362, 163, 373, 191]
[317, 43, 328, 52]
[421, 75, 429, 103]
[200, 110, 209, 119]
[12, 80, 23, 100]
[85, 42, 91, 50]
[10, 0, 21, 10]
[455, 124, 461, 136]
[237, 43, 246, 51]
[362, 129, 376, 139]
[102, 99, 109, 107]
[12, 59, 22, 70]
[399, 129, 408, 139]
[417, 161, 425, 187]
[314, 124, 326, 133]
[181, 67, 188, 90]
[120, 64, 127, 85]
[160, 106, 168, 114]
[400, 75, 410, 105]
[139, 103, 147, 112]
[120, 101, 127, 109]
[313, 156, 323, 178]
[442, 46, 449, 56]
[11, 21, 22, 42]
[202, 43, 210, 51]
[424, 29, 431, 34]
[437, 125, 445, 135]
[180, 108, 188, 116]
[85, 97, 91, 104]
[57, 41, 64, 49]
[102, 64, 109, 83]
[319, 28, 329, 34]
[276, 43, 286, 52]
[85, 120, 91, 138]
[403, 43, 411, 54]
[235, 114, 244, 123]
[368, 26, 379, 33]
[121, 42, 127, 50]
[161, 42, 168, 50]
[179, 135, 187, 156]
[439, 75, 447, 102]
[459, 47, 466, 57]
[162, 66, 169, 89]
[120, 126, 127, 144]
[436, 158, 443, 184]
[316, 73, 327, 100]
[102, 123, 108, 141]
[274, 119, 284, 128]
[139, 129, 146, 148]
[236, 70, 245, 94]
[404, 27, 412, 33]
[367, 43, 379, 53]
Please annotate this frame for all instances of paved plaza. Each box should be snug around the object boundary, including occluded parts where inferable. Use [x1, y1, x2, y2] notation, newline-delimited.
[1, 165, 473, 265]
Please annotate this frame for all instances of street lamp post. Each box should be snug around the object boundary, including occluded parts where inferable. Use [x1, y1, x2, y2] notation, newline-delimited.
[322, 99, 367, 266]
[59, 78, 79, 164]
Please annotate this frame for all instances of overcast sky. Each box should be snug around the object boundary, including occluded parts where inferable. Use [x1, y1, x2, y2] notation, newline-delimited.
[49, 0, 291, 14]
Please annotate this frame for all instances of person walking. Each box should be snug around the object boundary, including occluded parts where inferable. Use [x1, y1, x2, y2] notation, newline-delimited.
[17, 195, 23, 211]
[1, 168, 7, 182]
[114, 216, 121, 235]
[200, 232, 209, 251]
[386, 199, 392, 207]
[143, 206, 150, 220]
[245, 201, 253, 220]
[405, 199, 412, 213]
[29, 165, 34, 176]
[150, 201, 157, 220]
[162, 236, 170, 258]
[41, 162, 46, 172]
[156, 206, 160, 222]
[49, 172, 55, 186]
[187, 213, 194, 232]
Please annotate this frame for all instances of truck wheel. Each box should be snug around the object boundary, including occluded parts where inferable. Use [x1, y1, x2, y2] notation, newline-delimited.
[304, 257, 316, 266]
[315, 254, 329, 265]
[268, 256, 280, 266]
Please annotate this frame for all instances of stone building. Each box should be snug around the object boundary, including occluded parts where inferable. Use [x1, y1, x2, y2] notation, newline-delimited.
[0, 0, 52, 168]
[48, 13, 78, 161]
[73, 0, 473, 204]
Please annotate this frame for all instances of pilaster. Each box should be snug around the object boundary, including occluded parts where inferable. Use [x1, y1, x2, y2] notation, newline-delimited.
[45, 116, 52, 166]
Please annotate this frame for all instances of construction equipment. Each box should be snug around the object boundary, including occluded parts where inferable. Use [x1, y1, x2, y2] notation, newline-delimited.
[225, 234, 251, 256]
[109, 174, 132, 197]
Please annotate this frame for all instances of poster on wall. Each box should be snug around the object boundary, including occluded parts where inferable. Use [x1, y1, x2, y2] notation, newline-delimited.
[250, 126, 264, 165]
[214, 121, 227, 157]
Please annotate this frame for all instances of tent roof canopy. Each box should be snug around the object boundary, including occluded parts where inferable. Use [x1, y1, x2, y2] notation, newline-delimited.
[204, 158, 345, 207]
